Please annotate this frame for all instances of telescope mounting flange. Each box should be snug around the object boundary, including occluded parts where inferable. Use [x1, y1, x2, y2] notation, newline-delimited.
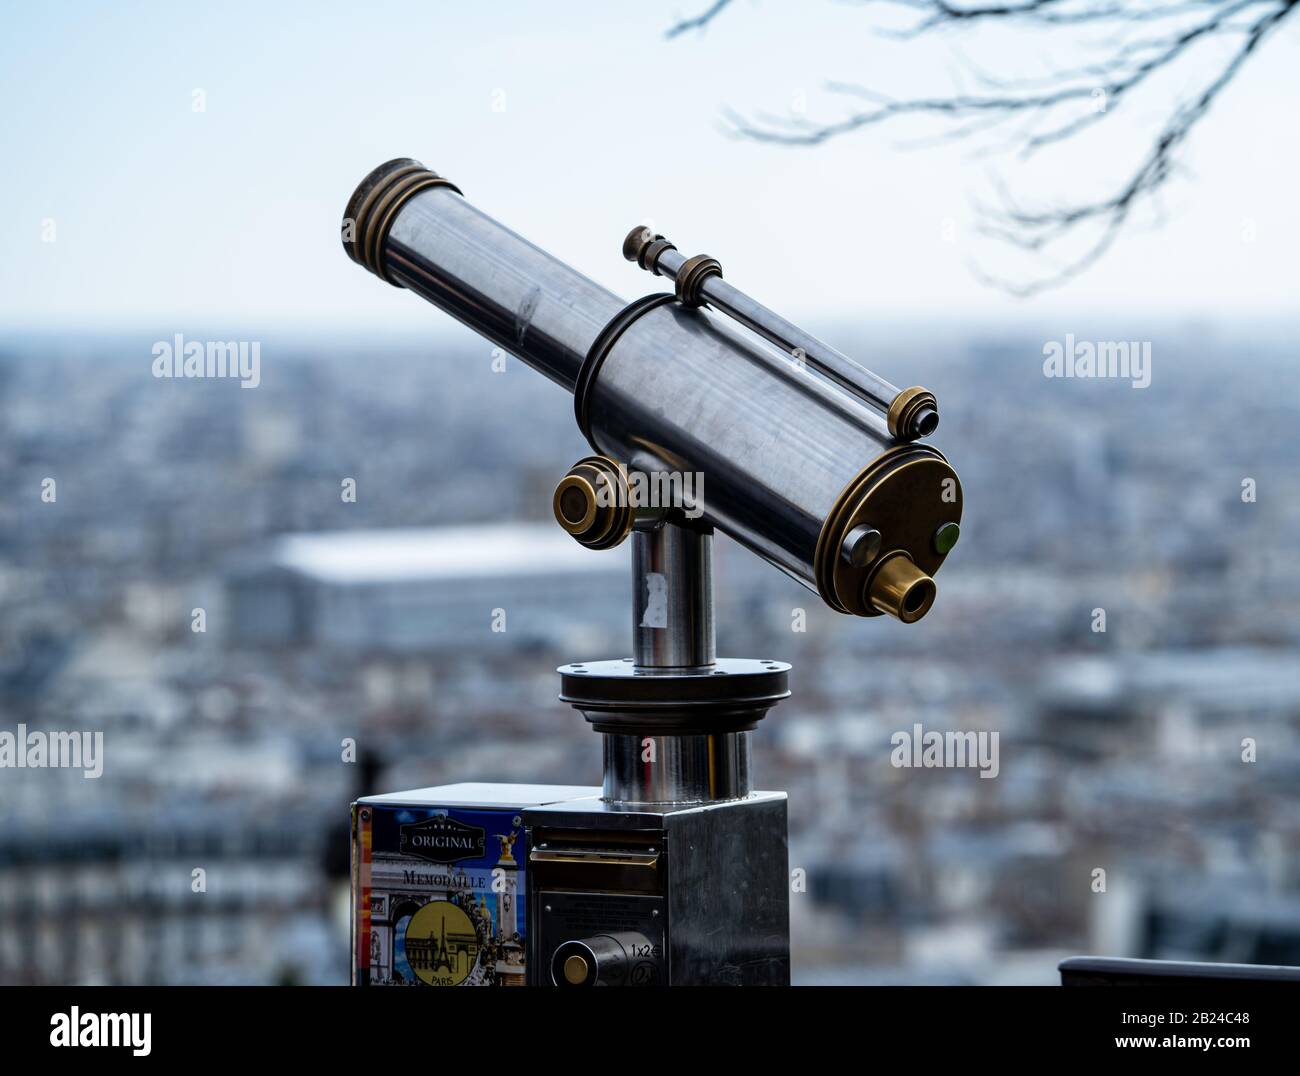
[558, 657, 790, 737]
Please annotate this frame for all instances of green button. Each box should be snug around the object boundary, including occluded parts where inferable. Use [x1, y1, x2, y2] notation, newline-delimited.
[933, 522, 960, 555]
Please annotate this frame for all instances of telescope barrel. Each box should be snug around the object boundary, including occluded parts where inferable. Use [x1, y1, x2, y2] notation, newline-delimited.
[344, 159, 962, 620]
[344, 158, 624, 392]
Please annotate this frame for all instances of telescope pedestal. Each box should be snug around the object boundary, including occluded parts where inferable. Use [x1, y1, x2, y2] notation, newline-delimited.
[519, 521, 793, 985]
[351, 523, 793, 987]
[558, 522, 790, 806]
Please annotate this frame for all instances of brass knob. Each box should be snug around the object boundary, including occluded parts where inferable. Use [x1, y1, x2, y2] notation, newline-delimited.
[552, 456, 634, 550]
[864, 551, 936, 623]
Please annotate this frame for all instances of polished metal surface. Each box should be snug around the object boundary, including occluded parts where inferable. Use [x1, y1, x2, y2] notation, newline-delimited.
[841, 523, 883, 568]
[652, 244, 901, 416]
[602, 731, 751, 805]
[558, 656, 790, 741]
[912, 405, 939, 437]
[632, 525, 714, 668]
[588, 301, 894, 588]
[610, 522, 756, 805]
[362, 172, 895, 593]
[385, 187, 624, 392]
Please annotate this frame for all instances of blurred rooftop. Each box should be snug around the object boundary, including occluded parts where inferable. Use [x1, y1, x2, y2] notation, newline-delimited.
[253, 524, 625, 584]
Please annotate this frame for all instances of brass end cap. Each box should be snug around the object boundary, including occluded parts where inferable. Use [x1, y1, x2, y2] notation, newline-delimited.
[864, 551, 936, 623]
[622, 225, 676, 274]
[887, 386, 939, 441]
[553, 456, 634, 550]
[342, 158, 461, 285]
[813, 444, 962, 620]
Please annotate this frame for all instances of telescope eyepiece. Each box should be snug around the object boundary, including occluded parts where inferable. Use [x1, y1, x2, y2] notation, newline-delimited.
[865, 552, 937, 624]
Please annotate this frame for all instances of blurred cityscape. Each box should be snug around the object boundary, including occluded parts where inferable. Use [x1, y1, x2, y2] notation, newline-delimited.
[1, 320, 1298, 985]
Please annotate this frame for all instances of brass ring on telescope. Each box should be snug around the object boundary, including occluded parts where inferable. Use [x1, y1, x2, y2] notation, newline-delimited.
[886, 385, 938, 442]
[366, 173, 452, 283]
[553, 473, 600, 535]
[345, 160, 423, 270]
[343, 158, 462, 285]
[675, 255, 722, 308]
[552, 456, 635, 550]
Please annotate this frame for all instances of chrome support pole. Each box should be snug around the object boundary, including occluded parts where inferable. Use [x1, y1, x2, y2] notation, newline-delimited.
[601, 521, 752, 806]
[631, 524, 714, 669]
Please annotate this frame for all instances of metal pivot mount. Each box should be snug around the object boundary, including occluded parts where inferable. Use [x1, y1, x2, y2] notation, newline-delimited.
[554, 508, 789, 806]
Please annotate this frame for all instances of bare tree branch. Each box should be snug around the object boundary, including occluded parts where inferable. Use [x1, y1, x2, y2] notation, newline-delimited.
[666, 0, 736, 38]
[670, 0, 1296, 293]
[973, 0, 1294, 294]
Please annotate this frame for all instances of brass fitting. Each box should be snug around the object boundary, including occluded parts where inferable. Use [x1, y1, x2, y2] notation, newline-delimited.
[813, 443, 962, 622]
[674, 254, 722, 308]
[864, 552, 936, 623]
[342, 158, 461, 286]
[621, 226, 676, 275]
[887, 386, 939, 441]
[553, 456, 634, 550]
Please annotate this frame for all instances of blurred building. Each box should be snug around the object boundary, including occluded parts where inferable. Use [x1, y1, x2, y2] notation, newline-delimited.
[226, 524, 629, 655]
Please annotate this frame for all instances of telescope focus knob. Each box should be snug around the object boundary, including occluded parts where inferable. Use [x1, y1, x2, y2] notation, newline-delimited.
[552, 456, 635, 550]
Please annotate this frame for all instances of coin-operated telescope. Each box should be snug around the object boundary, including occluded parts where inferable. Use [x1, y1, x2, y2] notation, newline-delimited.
[344, 159, 962, 987]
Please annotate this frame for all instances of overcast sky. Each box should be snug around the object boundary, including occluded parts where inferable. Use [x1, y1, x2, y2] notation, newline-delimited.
[1, 0, 1296, 333]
